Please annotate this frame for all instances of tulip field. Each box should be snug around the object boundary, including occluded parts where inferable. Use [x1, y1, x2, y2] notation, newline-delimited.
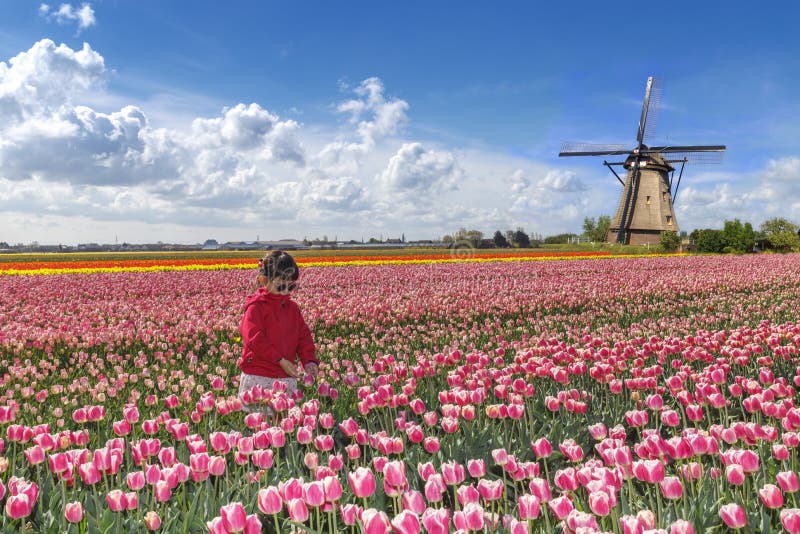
[3, 253, 800, 533]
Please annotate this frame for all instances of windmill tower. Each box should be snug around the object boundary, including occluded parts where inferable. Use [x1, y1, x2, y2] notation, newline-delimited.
[559, 77, 726, 245]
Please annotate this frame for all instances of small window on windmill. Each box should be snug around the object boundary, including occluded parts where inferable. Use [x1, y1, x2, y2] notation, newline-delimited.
[646, 195, 651, 205]
[666, 216, 673, 226]
[662, 191, 668, 201]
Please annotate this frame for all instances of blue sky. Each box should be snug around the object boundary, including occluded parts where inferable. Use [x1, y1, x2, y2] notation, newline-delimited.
[1, 1, 799, 244]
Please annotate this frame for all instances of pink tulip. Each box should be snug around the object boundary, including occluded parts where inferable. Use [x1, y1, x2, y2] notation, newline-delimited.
[726, 464, 745, 486]
[126, 471, 145, 491]
[588, 422, 607, 440]
[549, 495, 574, 520]
[402, 490, 426, 515]
[421, 507, 450, 534]
[620, 514, 645, 534]
[518, 493, 541, 520]
[287, 498, 309, 522]
[302, 481, 325, 508]
[423, 437, 440, 454]
[220, 502, 247, 532]
[340, 503, 361, 526]
[106, 490, 127, 512]
[64, 501, 83, 523]
[531, 438, 552, 459]
[529, 477, 551, 502]
[144, 511, 161, 531]
[453, 502, 484, 531]
[257, 487, 282, 515]
[778, 471, 800, 493]
[477, 478, 504, 501]
[781, 509, 800, 534]
[758, 483, 784, 509]
[719, 503, 747, 529]
[125, 492, 138, 510]
[467, 459, 486, 478]
[441, 461, 466, 486]
[209, 456, 226, 476]
[424, 475, 446, 503]
[659, 476, 683, 500]
[361, 508, 391, 534]
[244, 514, 261, 534]
[456, 484, 480, 505]
[391, 510, 421, 534]
[384, 460, 408, 489]
[154, 481, 171, 503]
[588, 490, 612, 516]
[670, 519, 695, 534]
[5, 494, 32, 519]
[348, 467, 376, 498]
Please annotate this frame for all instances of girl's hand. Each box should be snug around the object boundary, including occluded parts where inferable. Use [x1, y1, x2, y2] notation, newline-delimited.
[278, 358, 301, 378]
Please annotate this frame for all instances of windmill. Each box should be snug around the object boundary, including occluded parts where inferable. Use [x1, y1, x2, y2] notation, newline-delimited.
[559, 77, 725, 245]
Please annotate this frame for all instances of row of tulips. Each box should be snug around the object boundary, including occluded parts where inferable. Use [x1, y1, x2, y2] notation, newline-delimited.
[0, 254, 799, 531]
[0, 250, 622, 276]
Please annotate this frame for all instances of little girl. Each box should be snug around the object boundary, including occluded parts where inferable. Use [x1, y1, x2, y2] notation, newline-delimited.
[238, 250, 318, 414]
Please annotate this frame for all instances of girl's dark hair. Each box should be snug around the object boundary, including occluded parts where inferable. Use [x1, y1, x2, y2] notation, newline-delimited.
[258, 250, 299, 281]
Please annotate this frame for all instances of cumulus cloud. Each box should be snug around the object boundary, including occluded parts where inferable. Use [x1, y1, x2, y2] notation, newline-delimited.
[0, 39, 104, 120]
[379, 142, 462, 195]
[39, 3, 96, 32]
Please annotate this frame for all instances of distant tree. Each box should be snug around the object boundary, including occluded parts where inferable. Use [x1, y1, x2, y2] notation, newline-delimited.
[544, 233, 577, 244]
[694, 229, 724, 253]
[442, 235, 454, 244]
[720, 219, 755, 253]
[367, 237, 381, 244]
[0, 242, 8, 248]
[660, 231, 681, 252]
[504, 230, 516, 246]
[493, 230, 510, 248]
[513, 228, 531, 248]
[583, 215, 611, 243]
[453, 228, 484, 249]
[760, 217, 800, 251]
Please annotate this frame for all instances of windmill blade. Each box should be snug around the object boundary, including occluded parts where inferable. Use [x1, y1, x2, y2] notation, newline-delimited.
[636, 77, 660, 145]
[641, 77, 663, 143]
[559, 142, 631, 157]
[644, 145, 726, 164]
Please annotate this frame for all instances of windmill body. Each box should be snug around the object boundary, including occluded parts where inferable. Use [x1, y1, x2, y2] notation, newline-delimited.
[609, 152, 677, 244]
[559, 77, 725, 245]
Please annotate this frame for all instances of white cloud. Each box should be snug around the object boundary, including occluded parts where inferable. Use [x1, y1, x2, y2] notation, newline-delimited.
[379, 142, 462, 194]
[39, 3, 96, 32]
[675, 157, 800, 230]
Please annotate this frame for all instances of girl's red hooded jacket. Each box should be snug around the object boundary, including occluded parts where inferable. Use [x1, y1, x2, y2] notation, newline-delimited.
[239, 287, 317, 378]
